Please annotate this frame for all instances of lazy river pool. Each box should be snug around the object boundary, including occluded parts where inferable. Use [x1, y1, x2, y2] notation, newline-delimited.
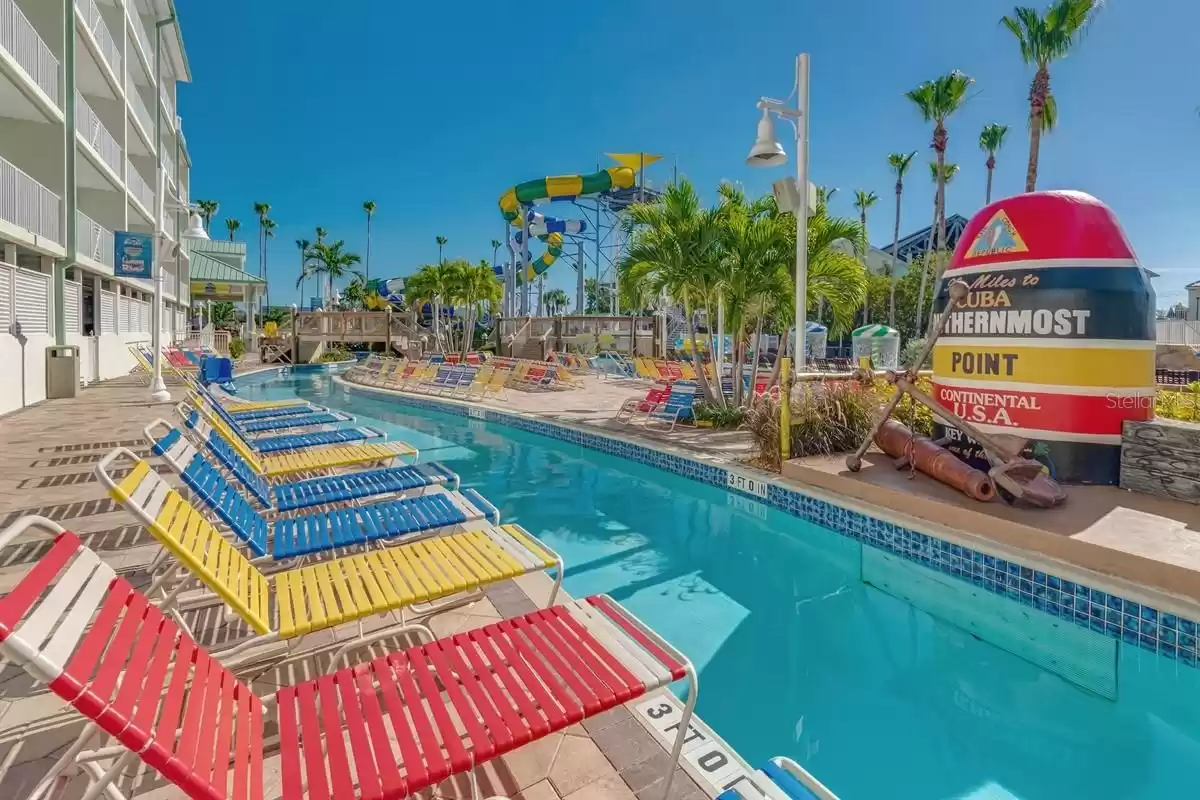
[235, 368, 1200, 800]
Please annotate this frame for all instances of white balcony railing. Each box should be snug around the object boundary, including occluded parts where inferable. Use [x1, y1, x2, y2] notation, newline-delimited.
[76, 210, 114, 268]
[2, 0, 61, 106]
[127, 84, 154, 145]
[162, 211, 177, 241]
[75, 0, 120, 80]
[75, 91, 122, 176]
[0, 154, 61, 243]
[163, 148, 176, 186]
[127, 162, 154, 213]
[126, 6, 152, 66]
[160, 87, 175, 130]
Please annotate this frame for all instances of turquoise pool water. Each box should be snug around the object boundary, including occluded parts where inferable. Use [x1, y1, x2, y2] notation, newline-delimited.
[239, 369, 1200, 800]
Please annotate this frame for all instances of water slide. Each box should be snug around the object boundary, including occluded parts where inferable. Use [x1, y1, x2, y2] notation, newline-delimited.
[364, 277, 405, 311]
[498, 166, 636, 282]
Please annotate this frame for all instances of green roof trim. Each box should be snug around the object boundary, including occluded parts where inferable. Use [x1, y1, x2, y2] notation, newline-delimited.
[189, 251, 264, 284]
[186, 239, 247, 257]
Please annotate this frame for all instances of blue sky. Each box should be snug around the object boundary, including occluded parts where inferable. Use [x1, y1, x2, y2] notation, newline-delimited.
[179, 0, 1199, 309]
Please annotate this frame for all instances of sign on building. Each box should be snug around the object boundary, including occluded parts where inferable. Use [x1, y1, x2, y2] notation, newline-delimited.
[114, 231, 153, 279]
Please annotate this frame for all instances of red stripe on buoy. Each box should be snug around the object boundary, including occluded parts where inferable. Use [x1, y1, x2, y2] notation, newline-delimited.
[932, 381, 1153, 437]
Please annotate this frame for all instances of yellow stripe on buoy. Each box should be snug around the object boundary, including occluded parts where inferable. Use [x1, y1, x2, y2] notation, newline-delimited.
[932, 343, 1154, 388]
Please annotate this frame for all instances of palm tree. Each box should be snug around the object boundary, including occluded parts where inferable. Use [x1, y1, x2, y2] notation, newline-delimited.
[262, 218, 277, 312]
[405, 262, 457, 352]
[195, 200, 219, 232]
[543, 288, 569, 316]
[295, 238, 311, 310]
[362, 201, 376, 280]
[853, 190, 879, 325]
[712, 182, 793, 405]
[915, 162, 961, 333]
[402, 268, 435, 343]
[886, 151, 917, 326]
[1002, 0, 1102, 192]
[435, 236, 448, 265]
[762, 198, 868, 389]
[907, 70, 973, 293]
[490, 239, 503, 269]
[315, 227, 328, 245]
[816, 186, 839, 206]
[297, 240, 362, 307]
[252, 202, 270, 279]
[450, 259, 502, 355]
[341, 276, 369, 311]
[979, 123, 1010, 203]
[263, 306, 291, 327]
[617, 179, 724, 402]
[225, 218, 240, 241]
[210, 301, 236, 329]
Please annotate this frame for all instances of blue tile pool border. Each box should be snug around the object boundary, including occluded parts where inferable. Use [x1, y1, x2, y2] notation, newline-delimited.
[286, 359, 356, 373]
[335, 377, 1200, 669]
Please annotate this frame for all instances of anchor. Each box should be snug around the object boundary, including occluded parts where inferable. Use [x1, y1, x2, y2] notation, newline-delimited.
[847, 279, 1067, 509]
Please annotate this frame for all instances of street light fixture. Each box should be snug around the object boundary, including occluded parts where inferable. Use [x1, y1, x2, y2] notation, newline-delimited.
[745, 108, 787, 167]
[181, 210, 208, 241]
[747, 53, 810, 373]
[148, 202, 207, 402]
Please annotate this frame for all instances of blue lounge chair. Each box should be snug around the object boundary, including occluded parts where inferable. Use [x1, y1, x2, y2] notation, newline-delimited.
[716, 757, 833, 799]
[142, 428, 497, 561]
[419, 364, 461, 394]
[224, 403, 324, 422]
[646, 382, 698, 432]
[237, 409, 355, 433]
[149, 419, 451, 512]
[189, 394, 386, 453]
[437, 365, 478, 396]
[195, 378, 321, 419]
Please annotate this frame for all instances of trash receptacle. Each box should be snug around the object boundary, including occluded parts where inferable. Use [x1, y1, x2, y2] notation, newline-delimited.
[46, 345, 79, 399]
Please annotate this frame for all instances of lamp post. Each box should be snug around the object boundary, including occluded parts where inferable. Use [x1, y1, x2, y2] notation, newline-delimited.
[747, 53, 810, 374]
[148, 209, 208, 401]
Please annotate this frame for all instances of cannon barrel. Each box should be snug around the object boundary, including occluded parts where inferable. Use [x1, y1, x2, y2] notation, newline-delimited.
[874, 419, 996, 502]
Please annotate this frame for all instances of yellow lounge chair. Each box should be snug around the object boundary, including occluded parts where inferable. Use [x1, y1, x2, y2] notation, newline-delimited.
[97, 447, 563, 672]
[462, 364, 495, 399]
[178, 398, 416, 478]
[634, 357, 659, 380]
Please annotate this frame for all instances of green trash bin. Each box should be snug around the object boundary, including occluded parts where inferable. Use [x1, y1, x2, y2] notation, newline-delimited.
[46, 345, 79, 399]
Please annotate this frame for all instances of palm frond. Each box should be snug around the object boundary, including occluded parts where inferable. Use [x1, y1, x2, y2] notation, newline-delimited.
[979, 122, 1010, 153]
[887, 152, 918, 180]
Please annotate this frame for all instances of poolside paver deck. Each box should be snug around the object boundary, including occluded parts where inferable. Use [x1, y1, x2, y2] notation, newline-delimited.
[0, 375, 711, 799]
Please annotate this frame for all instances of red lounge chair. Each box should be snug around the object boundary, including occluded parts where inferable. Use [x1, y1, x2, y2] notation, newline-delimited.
[0, 516, 698, 800]
[615, 381, 673, 423]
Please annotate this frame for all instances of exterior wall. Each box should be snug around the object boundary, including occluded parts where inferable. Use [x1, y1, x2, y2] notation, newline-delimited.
[0, 330, 168, 417]
[1187, 287, 1200, 321]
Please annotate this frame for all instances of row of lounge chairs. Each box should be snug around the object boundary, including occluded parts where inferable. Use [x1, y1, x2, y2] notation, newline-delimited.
[349, 355, 578, 398]
[0, 368, 832, 800]
[129, 343, 210, 383]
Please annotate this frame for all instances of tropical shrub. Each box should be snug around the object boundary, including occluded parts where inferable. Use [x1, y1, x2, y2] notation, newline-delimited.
[320, 347, 353, 363]
[899, 337, 931, 369]
[694, 402, 746, 429]
[747, 376, 936, 470]
[1156, 386, 1200, 422]
[229, 337, 245, 360]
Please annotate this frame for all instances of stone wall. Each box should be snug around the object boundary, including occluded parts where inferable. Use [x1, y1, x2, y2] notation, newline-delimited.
[1121, 418, 1200, 504]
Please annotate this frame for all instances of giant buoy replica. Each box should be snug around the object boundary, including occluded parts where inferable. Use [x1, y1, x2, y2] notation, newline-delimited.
[930, 191, 1155, 485]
